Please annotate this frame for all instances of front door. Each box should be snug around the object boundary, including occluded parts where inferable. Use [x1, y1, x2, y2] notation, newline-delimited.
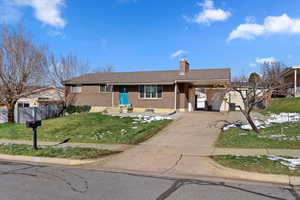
[119, 86, 129, 105]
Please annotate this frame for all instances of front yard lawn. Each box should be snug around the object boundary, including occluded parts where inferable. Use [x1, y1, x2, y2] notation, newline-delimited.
[0, 144, 117, 159]
[265, 97, 300, 114]
[0, 113, 171, 144]
[216, 122, 300, 149]
[212, 155, 300, 176]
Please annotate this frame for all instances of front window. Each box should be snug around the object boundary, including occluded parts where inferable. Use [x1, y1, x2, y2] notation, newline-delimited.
[18, 103, 30, 108]
[99, 84, 113, 93]
[139, 85, 162, 99]
[71, 86, 81, 93]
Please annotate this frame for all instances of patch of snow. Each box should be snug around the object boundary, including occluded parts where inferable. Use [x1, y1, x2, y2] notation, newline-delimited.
[267, 155, 300, 170]
[269, 134, 286, 138]
[267, 113, 300, 124]
[223, 124, 237, 131]
[223, 112, 300, 131]
[111, 113, 172, 123]
[230, 155, 300, 171]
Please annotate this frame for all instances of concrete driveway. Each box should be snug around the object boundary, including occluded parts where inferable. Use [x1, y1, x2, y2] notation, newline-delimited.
[96, 112, 227, 176]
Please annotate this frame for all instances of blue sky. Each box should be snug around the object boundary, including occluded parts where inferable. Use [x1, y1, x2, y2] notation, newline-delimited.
[1, 0, 300, 76]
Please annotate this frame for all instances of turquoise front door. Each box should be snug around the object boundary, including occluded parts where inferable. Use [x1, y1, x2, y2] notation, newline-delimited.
[119, 86, 129, 105]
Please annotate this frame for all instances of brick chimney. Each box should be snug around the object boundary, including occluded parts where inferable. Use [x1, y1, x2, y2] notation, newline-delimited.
[179, 58, 189, 75]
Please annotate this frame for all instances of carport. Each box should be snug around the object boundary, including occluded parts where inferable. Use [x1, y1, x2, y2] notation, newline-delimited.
[175, 81, 228, 112]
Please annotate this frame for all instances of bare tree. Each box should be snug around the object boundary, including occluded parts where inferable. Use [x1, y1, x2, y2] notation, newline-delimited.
[48, 53, 90, 116]
[261, 61, 287, 97]
[0, 25, 47, 123]
[229, 72, 287, 133]
[93, 65, 114, 73]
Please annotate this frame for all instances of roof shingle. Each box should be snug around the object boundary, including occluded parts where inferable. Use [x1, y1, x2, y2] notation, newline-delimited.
[63, 68, 231, 85]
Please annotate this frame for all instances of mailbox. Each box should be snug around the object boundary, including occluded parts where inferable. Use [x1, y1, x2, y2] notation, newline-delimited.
[26, 120, 42, 150]
[26, 120, 42, 129]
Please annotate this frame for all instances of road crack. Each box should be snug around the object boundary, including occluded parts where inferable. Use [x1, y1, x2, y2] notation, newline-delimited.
[287, 187, 300, 200]
[155, 180, 184, 200]
[156, 179, 288, 200]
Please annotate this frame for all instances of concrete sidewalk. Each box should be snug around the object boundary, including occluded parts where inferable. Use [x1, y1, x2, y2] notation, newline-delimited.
[0, 139, 132, 152]
[213, 148, 300, 157]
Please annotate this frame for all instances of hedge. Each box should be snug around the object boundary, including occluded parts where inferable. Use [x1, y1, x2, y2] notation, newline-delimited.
[66, 105, 91, 114]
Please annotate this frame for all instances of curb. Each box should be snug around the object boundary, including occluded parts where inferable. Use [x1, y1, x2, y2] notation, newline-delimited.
[208, 158, 293, 185]
[0, 153, 96, 166]
[87, 156, 300, 187]
[88, 166, 295, 188]
[208, 158, 300, 186]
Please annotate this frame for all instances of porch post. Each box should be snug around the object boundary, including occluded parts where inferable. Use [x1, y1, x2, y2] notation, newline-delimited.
[174, 82, 177, 111]
[112, 85, 114, 107]
[295, 69, 297, 96]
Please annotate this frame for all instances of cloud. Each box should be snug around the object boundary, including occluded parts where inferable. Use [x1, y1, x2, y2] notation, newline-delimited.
[249, 63, 257, 68]
[0, 0, 22, 24]
[228, 24, 265, 40]
[186, 0, 231, 25]
[249, 57, 276, 68]
[256, 57, 276, 64]
[171, 50, 188, 59]
[228, 14, 300, 41]
[13, 0, 66, 28]
[47, 30, 65, 39]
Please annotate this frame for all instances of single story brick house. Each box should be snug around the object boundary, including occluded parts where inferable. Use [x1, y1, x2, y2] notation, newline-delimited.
[63, 59, 232, 113]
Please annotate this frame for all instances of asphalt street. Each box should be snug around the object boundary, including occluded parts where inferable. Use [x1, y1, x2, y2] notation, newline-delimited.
[0, 160, 299, 200]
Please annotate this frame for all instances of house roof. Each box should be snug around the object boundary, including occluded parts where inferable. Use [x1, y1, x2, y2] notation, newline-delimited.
[0, 86, 63, 105]
[63, 68, 231, 85]
[281, 66, 300, 77]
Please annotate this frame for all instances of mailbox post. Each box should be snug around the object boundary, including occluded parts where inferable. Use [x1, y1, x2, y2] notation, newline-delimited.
[26, 120, 42, 150]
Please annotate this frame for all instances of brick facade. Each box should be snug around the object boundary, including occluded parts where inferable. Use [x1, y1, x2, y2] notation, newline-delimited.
[69, 84, 176, 109]
[71, 85, 113, 107]
[68, 83, 228, 111]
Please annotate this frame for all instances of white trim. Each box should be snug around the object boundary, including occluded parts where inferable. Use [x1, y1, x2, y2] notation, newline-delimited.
[99, 84, 113, 93]
[71, 85, 81, 93]
[138, 85, 163, 100]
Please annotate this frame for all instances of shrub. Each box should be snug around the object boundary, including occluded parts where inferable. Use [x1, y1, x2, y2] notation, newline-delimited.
[66, 105, 91, 114]
[66, 105, 77, 114]
[79, 105, 91, 113]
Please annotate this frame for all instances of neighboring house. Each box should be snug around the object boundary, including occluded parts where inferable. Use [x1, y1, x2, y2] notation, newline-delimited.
[281, 66, 300, 97]
[225, 87, 267, 111]
[1, 86, 64, 110]
[0, 86, 63, 123]
[16, 86, 64, 108]
[63, 59, 232, 113]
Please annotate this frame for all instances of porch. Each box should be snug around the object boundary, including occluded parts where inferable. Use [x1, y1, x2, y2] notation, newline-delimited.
[283, 67, 300, 97]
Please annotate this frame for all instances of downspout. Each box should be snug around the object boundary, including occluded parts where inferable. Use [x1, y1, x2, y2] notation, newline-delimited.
[174, 81, 177, 111]
[295, 69, 298, 97]
[112, 85, 114, 107]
